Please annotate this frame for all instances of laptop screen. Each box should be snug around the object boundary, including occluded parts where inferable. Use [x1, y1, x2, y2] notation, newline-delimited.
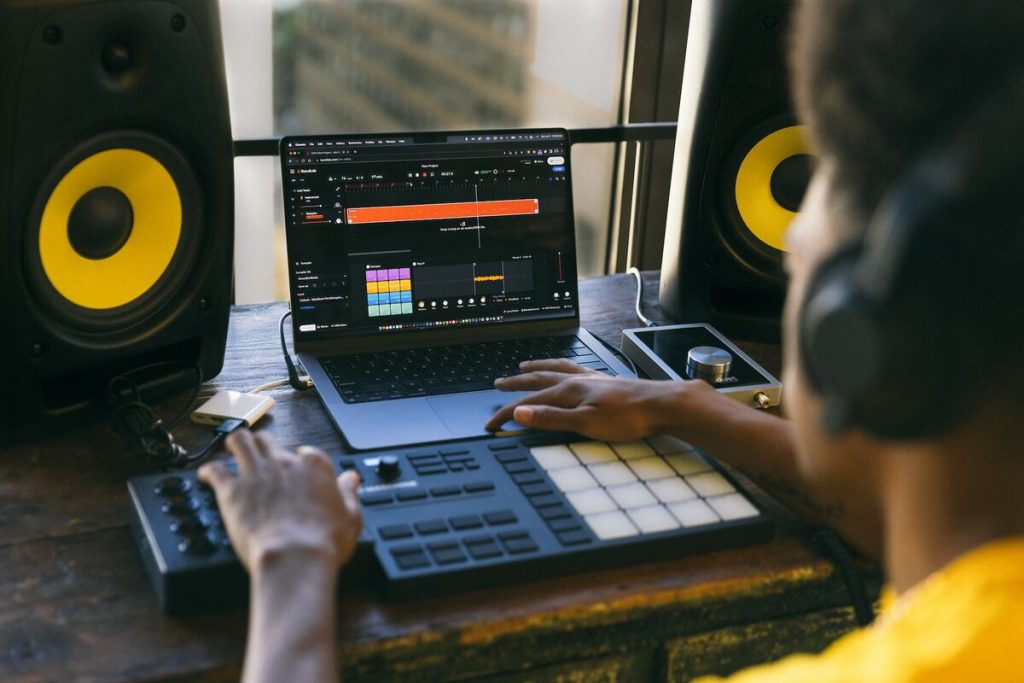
[281, 128, 580, 344]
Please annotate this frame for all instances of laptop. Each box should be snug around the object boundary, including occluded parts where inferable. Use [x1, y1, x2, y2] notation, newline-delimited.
[280, 128, 632, 450]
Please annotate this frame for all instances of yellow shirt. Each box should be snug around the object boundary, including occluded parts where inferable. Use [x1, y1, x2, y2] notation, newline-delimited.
[697, 537, 1024, 683]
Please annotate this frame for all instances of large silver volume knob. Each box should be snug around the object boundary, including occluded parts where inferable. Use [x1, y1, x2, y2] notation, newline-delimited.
[686, 346, 733, 383]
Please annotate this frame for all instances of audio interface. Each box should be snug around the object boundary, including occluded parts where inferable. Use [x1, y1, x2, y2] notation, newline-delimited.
[622, 323, 782, 409]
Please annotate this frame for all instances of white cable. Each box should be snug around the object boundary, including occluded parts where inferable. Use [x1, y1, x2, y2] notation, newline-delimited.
[248, 377, 311, 394]
[627, 267, 656, 327]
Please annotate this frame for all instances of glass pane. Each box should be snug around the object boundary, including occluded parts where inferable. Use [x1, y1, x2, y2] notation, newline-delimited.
[269, 0, 627, 300]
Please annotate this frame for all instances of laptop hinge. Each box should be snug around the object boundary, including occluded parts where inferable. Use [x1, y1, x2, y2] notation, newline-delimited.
[295, 317, 581, 356]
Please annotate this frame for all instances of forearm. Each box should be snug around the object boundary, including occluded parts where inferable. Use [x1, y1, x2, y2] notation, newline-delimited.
[243, 548, 339, 683]
[649, 383, 880, 557]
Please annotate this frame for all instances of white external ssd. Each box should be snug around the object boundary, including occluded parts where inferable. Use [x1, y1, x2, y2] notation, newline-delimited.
[191, 390, 275, 426]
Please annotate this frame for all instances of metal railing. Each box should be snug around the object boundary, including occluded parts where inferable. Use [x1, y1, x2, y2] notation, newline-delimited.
[233, 122, 676, 156]
[234, 122, 679, 274]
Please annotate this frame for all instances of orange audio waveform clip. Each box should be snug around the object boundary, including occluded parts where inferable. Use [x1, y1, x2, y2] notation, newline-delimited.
[473, 274, 504, 282]
[346, 198, 539, 225]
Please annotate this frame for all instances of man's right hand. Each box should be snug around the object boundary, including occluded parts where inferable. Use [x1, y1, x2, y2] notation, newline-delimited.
[485, 358, 720, 442]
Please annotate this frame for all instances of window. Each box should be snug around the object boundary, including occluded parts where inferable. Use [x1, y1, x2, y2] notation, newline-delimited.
[221, 0, 681, 304]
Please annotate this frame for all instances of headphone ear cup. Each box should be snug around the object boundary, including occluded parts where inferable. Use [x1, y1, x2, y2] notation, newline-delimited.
[799, 243, 957, 438]
[799, 246, 884, 432]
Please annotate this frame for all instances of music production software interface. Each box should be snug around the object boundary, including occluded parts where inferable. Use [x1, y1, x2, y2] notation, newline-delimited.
[282, 130, 579, 342]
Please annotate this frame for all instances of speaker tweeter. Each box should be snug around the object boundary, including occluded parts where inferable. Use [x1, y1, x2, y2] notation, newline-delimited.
[0, 0, 234, 441]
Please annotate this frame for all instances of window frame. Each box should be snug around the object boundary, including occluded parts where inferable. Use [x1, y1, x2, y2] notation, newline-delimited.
[224, 0, 684, 302]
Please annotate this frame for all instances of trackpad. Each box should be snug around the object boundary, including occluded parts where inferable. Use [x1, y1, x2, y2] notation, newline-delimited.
[427, 390, 531, 437]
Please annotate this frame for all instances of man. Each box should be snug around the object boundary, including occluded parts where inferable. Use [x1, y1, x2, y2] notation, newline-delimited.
[200, 0, 1024, 680]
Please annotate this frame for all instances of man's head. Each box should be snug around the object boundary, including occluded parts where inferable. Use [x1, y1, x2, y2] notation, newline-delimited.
[781, 0, 1024, 489]
[790, 0, 1024, 226]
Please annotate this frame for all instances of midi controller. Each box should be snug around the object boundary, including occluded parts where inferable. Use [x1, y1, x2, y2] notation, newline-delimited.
[128, 432, 773, 614]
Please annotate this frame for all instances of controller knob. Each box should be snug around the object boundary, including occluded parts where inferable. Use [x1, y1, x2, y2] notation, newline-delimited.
[154, 476, 191, 497]
[376, 455, 401, 482]
[162, 495, 200, 516]
[177, 531, 218, 557]
[686, 346, 733, 383]
[170, 513, 210, 536]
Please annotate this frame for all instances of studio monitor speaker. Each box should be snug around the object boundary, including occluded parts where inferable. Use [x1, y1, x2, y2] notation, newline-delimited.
[659, 0, 812, 342]
[0, 0, 234, 440]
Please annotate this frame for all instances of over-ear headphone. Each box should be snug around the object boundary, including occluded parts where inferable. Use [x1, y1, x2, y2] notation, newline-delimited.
[799, 148, 966, 438]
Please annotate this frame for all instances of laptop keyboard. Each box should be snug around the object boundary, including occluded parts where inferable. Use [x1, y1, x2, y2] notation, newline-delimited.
[322, 335, 611, 403]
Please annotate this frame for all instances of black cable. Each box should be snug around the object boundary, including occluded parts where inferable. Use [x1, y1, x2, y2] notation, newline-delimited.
[108, 362, 201, 469]
[627, 267, 657, 328]
[280, 310, 311, 392]
[109, 361, 203, 430]
[810, 526, 876, 626]
[183, 418, 247, 465]
[108, 362, 244, 470]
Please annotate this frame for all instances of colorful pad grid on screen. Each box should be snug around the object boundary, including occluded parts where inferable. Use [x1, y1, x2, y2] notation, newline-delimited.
[366, 268, 413, 317]
[529, 435, 759, 541]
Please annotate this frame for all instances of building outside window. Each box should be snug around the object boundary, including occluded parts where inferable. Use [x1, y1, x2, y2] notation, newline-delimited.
[222, 0, 629, 304]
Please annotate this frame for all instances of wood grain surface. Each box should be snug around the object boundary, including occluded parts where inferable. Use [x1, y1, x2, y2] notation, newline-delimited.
[0, 273, 871, 683]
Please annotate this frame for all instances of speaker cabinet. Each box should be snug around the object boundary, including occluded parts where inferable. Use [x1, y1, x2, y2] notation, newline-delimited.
[0, 0, 234, 440]
[659, 0, 811, 342]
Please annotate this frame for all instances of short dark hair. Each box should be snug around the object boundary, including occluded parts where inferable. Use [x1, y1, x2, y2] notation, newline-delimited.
[791, 0, 1024, 221]
[789, 0, 1024, 419]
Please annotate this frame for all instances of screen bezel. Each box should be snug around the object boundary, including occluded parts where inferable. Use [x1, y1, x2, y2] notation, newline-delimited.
[280, 127, 581, 349]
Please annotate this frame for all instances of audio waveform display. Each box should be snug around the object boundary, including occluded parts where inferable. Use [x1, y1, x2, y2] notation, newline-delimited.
[346, 198, 538, 225]
[414, 260, 533, 299]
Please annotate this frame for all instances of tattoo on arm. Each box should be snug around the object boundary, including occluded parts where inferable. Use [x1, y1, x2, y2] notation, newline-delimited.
[749, 470, 846, 522]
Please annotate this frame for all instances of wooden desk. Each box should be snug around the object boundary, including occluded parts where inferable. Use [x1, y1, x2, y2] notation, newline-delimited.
[0, 272, 877, 682]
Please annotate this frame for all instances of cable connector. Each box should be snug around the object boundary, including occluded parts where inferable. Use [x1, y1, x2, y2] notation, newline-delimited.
[214, 417, 247, 435]
[182, 417, 247, 467]
[280, 310, 311, 392]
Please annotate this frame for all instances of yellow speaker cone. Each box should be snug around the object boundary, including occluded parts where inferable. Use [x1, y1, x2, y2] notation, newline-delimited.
[734, 125, 809, 252]
[38, 148, 182, 310]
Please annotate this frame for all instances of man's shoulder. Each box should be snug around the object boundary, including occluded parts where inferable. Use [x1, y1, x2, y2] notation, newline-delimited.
[695, 536, 1024, 683]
